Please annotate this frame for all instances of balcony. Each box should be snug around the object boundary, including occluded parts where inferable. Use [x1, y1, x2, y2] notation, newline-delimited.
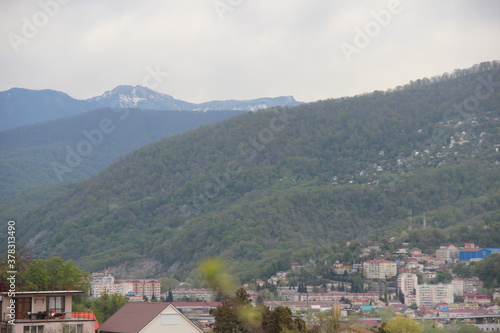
[6, 283, 88, 292]
[2, 311, 95, 323]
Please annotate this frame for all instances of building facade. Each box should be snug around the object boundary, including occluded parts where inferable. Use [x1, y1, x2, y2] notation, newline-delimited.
[363, 260, 397, 279]
[435, 245, 459, 262]
[451, 277, 483, 297]
[398, 273, 418, 296]
[459, 248, 500, 262]
[171, 289, 216, 302]
[415, 283, 454, 307]
[0, 289, 97, 333]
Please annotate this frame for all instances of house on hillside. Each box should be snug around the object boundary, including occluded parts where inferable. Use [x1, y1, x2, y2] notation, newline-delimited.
[98, 302, 203, 333]
[0, 289, 97, 333]
[436, 245, 459, 263]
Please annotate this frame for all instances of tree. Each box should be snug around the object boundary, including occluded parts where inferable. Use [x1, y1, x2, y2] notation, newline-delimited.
[452, 263, 473, 278]
[397, 288, 405, 304]
[86, 293, 128, 324]
[445, 322, 481, 333]
[19, 257, 87, 291]
[166, 287, 174, 302]
[210, 288, 307, 333]
[472, 253, 500, 288]
[210, 288, 256, 333]
[308, 309, 347, 333]
[421, 320, 447, 333]
[263, 306, 307, 333]
[379, 316, 423, 333]
[350, 276, 364, 293]
[434, 271, 452, 284]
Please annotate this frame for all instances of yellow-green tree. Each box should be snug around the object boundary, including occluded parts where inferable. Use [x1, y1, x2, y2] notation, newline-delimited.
[379, 316, 423, 333]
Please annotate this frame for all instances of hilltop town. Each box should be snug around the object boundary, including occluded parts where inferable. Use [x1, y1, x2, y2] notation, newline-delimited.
[88, 242, 500, 331]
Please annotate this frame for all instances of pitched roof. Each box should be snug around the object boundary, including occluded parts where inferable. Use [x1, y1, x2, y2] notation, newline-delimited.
[349, 324, 375, 333]
[99, 302, 202, 333]
[99, 302, 168, 333]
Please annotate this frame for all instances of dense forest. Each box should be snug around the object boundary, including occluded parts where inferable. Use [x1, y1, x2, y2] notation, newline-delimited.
[0, 108, 245, 196]
[3, 61, 499, 282]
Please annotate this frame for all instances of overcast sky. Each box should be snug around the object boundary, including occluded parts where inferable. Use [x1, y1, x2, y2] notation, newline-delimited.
[1, 0, 499, 103]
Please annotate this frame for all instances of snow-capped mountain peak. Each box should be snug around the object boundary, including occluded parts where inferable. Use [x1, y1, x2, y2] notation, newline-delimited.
[87, 85, 303, 111]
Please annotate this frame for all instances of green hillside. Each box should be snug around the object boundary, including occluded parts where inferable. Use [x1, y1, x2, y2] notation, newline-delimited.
[0, 108, 245, 196]
[11, 61, 500, 281]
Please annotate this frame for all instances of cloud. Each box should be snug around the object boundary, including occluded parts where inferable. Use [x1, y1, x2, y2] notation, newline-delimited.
[1, 0, 499, 103]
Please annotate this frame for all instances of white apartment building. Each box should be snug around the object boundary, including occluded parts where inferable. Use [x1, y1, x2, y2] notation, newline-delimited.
[436, 245, 459, 262]
[363, 260, 397, 279]
[91, 272, 117, 297]
[398, 273, 418, 296]
[416, 283, 454, 307]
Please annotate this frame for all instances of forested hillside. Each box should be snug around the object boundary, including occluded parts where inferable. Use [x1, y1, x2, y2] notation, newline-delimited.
[11, 61, 500, 281]
[0, 108, 245, 196]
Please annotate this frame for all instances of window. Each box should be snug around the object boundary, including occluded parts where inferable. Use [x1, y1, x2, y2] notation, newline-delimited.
[63, 324, 83, 333]
[160, 314, 180, 325]
[23, 326, 44, 333]
[47, 296, 65, 313]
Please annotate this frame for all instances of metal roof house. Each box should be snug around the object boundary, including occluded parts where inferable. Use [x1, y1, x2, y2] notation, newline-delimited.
[98, 302, 203, 333]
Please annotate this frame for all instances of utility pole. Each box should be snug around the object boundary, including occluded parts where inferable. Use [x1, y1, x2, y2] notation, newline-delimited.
[408, 210, 412, 232]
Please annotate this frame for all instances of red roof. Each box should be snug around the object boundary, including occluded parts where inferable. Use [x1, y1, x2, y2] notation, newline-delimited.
[365, 260, 395, 263]
[71, 312, 99, 330]
[465, 294, 491, 299]
[350, 324, 376, 333]
[358, 320, 381, 327]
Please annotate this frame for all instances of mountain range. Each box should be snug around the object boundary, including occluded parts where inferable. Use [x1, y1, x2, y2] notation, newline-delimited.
[2, 61, 499, 282]
[0, 85, 302, 131]
[0, 108, 246, 197]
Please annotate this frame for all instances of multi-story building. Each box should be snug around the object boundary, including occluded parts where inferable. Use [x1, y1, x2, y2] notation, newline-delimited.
[298, 292, 379, 303]
[464, 293, 492, 304]
[363, 260, 397, 279]
[1, 288, 97, 333]
[398, 273, 418, 296]
[451, 277, 483, 296]
[436, 245, 459, 263]
[410, 248, 422, 256]
[415, 283, 454, 307]
[172, 289, 216, 302]
[91, 272, 117, 297]
[120, 279, 161, 300]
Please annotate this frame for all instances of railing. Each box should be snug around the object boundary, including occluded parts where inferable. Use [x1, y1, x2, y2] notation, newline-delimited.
[2, 312, 95, 322]
[0, 283, 88, 292]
